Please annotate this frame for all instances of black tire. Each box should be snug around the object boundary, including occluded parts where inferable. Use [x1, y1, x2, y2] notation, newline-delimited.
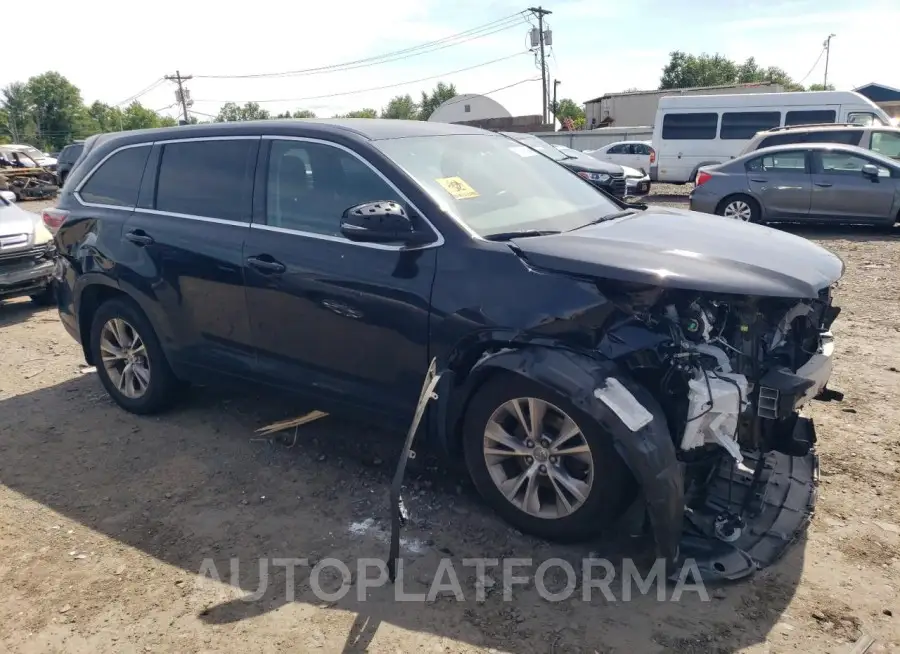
[462, 373, 636, 542]
[89, 297, 180, 414]
[716, 193, 761, 223]
[30, 283, 56, 306]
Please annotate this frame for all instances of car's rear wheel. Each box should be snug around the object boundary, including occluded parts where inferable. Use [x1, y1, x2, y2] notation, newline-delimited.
[463, 373, 635, 542]
[717, 194, 760, 223]
[90, 298, 180, 414]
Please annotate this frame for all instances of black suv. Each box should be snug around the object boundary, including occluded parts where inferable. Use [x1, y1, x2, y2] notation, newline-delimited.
[55, 141, 85, 186]
[54, 120, 843, 575]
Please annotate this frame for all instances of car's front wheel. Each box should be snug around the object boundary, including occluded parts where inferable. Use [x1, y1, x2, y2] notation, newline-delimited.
[89, 298, 180, 414]
[463, 373, 635, 542]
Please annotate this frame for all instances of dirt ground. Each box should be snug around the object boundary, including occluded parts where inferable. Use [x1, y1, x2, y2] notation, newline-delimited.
[1, 196, 898, 653]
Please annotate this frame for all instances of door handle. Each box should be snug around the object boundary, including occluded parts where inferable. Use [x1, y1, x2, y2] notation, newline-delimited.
[750, 178, 768, 183]
[246, 256, 286, 274]
[814, 182, 833, 188]
[125, 230, 154, 246]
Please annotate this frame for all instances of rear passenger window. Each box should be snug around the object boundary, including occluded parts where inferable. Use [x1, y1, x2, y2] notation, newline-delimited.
[79, 145, 151, 207]
[784, 110, 836, 126]
[606, 144, 627, 154]
[746, 150, 808, 173]
[266, 140, 402, 236]
[662, 113, 718, 140]
[759, 133, 805, 149]
[720, 112, 781, 139]
[155, 139, 257, 222]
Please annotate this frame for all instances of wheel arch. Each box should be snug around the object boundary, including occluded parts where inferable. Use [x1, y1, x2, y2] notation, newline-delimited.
[715, 192, 763, 220]
[437, 343, 683, 563]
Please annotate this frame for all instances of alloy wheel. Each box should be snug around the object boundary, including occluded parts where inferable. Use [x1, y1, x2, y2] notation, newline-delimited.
[482, 397, 594, 519]
[723, 200, 753, 221]
[99, 318, 151, 399]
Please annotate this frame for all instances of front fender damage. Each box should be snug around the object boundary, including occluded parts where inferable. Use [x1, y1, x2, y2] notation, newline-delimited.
[470, 345, 819, 583]
[471, 346, 685, 567]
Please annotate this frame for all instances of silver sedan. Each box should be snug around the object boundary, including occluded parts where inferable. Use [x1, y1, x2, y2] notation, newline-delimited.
[689, 143, 900, 225]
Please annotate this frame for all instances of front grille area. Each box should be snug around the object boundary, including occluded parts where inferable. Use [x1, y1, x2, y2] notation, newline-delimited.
[0, 243, 51, 265]
[607, 176, 627, 197]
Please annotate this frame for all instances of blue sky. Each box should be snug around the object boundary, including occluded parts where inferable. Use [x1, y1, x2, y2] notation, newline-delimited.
[6, 0, 899, 120]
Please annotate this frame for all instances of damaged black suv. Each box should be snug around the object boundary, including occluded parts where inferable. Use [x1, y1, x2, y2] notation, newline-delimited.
[53, 120, 842, 579]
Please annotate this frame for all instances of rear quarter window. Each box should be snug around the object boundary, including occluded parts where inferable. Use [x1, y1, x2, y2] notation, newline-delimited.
[78, 145, 151, 207]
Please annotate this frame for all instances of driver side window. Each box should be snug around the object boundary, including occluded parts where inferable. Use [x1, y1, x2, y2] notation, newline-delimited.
[266, 140, 403, 236]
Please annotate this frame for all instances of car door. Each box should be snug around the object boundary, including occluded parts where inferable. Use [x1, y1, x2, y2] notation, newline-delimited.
[242, 136, 439, 420]
[601, 143, 626, 166]
[123, 136, 259, 379]
[809, 150, 897, 222]
[745, 149, 812, 218]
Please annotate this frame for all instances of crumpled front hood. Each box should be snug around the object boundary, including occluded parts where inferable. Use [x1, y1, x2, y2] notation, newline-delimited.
[510, 207, 844, 298]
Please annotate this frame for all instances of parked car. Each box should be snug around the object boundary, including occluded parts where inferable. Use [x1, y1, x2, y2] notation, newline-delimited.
[651, 91, 890, 184]
[553, 145, 651, 198]
[500, 132, 627, 198]
[0, 144, 58, 170]
[739, 123, 900, 160]
[56, 141, 86, 186]
[584, 140, 655, 174]
[0, 192, 57, 304]
[53, 120, 842, 570]
[689, 142, 900, 225]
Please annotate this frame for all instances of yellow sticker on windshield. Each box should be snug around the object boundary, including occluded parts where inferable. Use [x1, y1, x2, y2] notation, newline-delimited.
[435, 176, 479, 199]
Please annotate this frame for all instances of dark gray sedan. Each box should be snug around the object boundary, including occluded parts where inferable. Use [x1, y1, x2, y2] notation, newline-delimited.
[689, 143, 900, 225]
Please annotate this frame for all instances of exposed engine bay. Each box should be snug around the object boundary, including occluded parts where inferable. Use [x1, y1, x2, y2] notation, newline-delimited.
[595, 283, 842, 579]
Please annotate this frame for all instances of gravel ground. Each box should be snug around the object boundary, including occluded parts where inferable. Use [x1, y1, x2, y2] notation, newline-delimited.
[1, 195, 899, 653]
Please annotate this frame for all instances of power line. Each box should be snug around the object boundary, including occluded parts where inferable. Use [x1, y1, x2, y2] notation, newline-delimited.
[796, 46, 826, 86]
[193, 13, 527, 79]
[193, 51, 529, 104]
[114, 78, 165, 106]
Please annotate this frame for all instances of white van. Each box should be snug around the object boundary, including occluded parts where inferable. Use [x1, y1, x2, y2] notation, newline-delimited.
[650, 91, 891, 183]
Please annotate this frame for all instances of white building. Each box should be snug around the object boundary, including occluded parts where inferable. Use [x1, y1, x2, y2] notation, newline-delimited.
[584, 83, 785, 129]
[428, 94, 511, 124]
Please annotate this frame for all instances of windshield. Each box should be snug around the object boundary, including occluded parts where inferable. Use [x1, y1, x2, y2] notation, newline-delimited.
[504, 133, 567, 161]
[19, 146, 45, 160]
[375, 134, 620, 238]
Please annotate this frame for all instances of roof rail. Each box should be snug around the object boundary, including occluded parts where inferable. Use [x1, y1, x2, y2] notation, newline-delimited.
[765, 122, 861, 133]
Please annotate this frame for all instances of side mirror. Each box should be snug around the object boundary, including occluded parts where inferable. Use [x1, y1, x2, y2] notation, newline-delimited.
[862, 164, 880, 179]
[340, 201, 414, 243]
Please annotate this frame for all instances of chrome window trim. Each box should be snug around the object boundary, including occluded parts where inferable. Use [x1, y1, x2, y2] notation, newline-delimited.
[260, 135, 444, 249]
[73, 141, 152, 208]
[134, 208, 249, 227]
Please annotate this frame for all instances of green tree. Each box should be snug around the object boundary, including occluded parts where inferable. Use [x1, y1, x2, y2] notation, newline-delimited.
[215, 101, 271, 122]
[419, 82, 457, 121]
[381, 94, 419, 120]
[660, 52, 803, 91]
[335, 108, 378, 118]
[122, 102, 177, 130]
[24, 72, 85, 150]
[807, 83, 836, 91]
[1, 82, 35, 143]
[274, 109, 317, 119]
[86, 101, 124, 132]
[551, 98, 585, 129]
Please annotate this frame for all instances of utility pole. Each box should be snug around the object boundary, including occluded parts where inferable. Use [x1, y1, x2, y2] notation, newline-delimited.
[165, 70, 193, 124]
[552, 79, 561, 125]
[529, 7, 552, 124]
[823, 34, 836, 89]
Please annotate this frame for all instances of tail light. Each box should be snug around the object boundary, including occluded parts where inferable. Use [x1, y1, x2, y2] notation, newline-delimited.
[649, 148, 656, 164]
[42, 208, 69, 232]
[695, 171, 712, 186]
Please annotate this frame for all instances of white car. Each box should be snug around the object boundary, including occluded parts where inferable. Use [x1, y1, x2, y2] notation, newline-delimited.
[584, 141, 655, 175]
[552, 145, 650, 197]
[0, 144, 58, 169]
